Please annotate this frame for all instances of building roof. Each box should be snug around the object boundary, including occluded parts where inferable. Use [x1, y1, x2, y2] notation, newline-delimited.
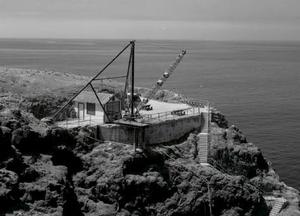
[74, 91, 114, 104]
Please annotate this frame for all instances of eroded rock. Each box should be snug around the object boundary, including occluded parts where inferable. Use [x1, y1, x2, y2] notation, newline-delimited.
[0, 169, 20, 212]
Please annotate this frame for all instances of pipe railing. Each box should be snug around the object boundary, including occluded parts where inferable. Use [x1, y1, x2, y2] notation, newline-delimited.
[56, 115, 103, 128]
[141, 106, 201, 123]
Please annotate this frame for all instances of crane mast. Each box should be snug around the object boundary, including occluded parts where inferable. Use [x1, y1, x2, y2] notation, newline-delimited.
[136, 49, 186, 112]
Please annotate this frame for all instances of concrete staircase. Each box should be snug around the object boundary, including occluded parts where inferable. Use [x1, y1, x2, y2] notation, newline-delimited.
[198, 133, 208, 164]
[198, 105, 210, 164]
[269, 197, 287, 216]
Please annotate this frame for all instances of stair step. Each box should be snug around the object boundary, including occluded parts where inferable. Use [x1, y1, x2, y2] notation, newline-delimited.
[269, 198, 287, 216]
[198, 132, 209, 163]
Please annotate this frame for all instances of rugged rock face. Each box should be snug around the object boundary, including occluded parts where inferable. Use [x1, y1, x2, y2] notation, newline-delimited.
[0, 106, 299, 215]
[72, 141, 268, 216]
[0, 109, 83, 215]
[209, 112, 300, 216]
[209, 121, 269, 178]
[0, 126, 14, 160]
[211, 110, 229, 129]
[0, 169, 20, 212]
[20, 95, 69, 120]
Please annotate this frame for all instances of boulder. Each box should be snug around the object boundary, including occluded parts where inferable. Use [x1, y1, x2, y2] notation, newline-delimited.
[2, 119, 21, 130]
[250, 175, 285, 193]
[0, 126, 13, 161]
[42, 127, 76, 151]
[4, 154, 28, 174]
[211, 111, 228, 129]
[11, 126, 41, 152]
[211, 143, 269, 178]
[0, 169, 19, 212]
[18, 159, 83, 215]
[20, 166, 40, 182]
[73, 126, 97, 155]
[225, 125, 247, 144]
[0, 126, 12, 144]
[52, 145, 82, 174]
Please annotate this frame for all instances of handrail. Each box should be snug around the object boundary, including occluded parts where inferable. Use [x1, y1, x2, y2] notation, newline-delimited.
[141, 106, 201, 122]
[56, 116, 101, 128]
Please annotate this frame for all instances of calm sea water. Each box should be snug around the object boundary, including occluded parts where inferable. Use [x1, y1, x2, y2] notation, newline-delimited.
[0, 39, 299, 189]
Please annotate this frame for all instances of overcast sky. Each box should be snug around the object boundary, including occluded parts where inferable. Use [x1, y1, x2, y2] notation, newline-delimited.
[0, 0, 299, 40]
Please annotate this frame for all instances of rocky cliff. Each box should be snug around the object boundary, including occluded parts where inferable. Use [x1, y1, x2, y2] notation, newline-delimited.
[0, 68, 299, 216]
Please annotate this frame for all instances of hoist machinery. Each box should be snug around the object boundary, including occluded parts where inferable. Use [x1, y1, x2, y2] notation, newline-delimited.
[129, 49, 187, 116]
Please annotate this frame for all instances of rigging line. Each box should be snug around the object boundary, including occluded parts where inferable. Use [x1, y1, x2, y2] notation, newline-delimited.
[124, 49, 132, 100]
[135, 41, 181, 51]
[93, 75, 127, 81]
[89, 83, 111, 123]
[52, 41, 131, 120]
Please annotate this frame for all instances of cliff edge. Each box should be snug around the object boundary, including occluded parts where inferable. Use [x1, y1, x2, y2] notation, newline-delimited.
[0, 68, 299, 216]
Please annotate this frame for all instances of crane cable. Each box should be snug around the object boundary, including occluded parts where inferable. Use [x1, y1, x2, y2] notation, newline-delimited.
[136, 49, 187, 113]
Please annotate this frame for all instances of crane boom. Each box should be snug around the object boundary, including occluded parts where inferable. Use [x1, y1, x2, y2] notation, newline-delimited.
[137, 49, 186, 112]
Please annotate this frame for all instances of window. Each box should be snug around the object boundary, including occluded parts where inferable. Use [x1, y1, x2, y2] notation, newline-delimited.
[86, 103, 96, 115]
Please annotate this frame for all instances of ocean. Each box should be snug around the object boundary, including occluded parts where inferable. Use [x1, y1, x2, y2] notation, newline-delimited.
[0, 38, 299, 189]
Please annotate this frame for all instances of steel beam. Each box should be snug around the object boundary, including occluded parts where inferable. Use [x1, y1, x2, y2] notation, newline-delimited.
[130, 40, 135, 118]
[89, 83, 111, 123]
[52, 42, 131, 120]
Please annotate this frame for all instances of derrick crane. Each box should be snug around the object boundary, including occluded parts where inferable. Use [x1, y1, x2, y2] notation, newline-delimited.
[136, 49, 186, 113]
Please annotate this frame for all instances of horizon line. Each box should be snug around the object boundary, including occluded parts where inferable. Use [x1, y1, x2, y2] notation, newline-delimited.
[0, 37, 300, 43]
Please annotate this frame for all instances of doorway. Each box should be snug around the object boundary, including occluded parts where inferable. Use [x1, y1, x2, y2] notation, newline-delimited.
[78, 102, 85, 120]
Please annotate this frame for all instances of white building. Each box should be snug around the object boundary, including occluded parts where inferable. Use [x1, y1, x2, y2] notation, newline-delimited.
[73, 91, 121, 124]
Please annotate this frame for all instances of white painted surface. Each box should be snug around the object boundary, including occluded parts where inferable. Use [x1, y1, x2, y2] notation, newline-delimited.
[139, 99, 192, 115]
[74, 101, 104, 121]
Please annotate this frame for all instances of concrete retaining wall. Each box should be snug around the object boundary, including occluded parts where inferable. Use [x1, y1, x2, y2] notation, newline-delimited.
[97, 124, 139, 144]
[96, 113, 204, 146]
[144, 114, 202, 145]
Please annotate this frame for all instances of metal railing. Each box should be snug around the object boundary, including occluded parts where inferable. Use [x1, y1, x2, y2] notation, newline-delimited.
[56, 115, 103, 128]
[141, 106, 201, 123]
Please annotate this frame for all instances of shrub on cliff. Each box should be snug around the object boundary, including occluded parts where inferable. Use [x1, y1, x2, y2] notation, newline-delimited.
[11, 126, 41, 153]
[211, 144, 269, 178]
[52, 145, 83, 174]
[210, 124, 269, 179]
[73, 126, 98, 155]
[21, 95, 68, 119]
[2, 119, 22, 130]
[73, 142, 269, 216]
[0, 169, 20, 213]
[211, 111, 229, 129]
[17, 157, 83, 216]
[42, 127, 76, 151]
[0, 126, 14, 161]
[224, 125, 247, 144]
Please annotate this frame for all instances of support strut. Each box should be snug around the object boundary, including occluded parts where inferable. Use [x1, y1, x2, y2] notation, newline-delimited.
[52, 41, 132, 120]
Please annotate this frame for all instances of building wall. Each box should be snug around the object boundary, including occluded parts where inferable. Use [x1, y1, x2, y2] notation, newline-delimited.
[97, 124, 138, 144]
[144, 114, 202, 145]
[200, 110, 209, 133]
[74, 101, 104, 124]
[74, 100, 122, 123]
[96, 113, 203, 146]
